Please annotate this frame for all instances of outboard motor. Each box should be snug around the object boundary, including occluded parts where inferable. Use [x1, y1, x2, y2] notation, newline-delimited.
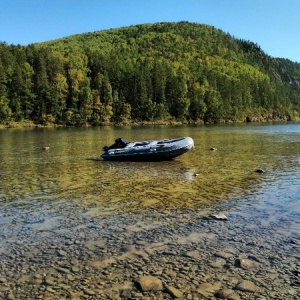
[115, 138, 127, 148]
[103, 138, 127, 151]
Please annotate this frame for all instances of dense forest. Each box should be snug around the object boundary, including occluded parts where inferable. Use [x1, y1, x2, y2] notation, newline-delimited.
[1, 21, 300, 126]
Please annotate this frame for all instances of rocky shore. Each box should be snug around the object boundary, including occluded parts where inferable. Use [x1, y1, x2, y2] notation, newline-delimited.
[0, 197, 299, 300]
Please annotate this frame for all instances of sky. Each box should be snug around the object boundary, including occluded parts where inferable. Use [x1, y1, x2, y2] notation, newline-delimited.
[0, 0, 299, 62]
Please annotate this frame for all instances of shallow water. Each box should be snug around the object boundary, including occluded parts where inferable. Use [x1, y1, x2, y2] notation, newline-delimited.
[0, 123, 299, 224]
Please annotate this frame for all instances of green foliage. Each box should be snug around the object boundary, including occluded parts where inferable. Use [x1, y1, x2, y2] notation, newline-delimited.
[0, 95, 11, 121]
[1, 22, 300, 125]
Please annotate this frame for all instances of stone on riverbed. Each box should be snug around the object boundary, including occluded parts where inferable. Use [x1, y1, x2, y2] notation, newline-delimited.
[215, 251, 235, 259]
[197, 282, 222, 297]
[183, 250, 202, 259]
[235, 258, 260, 270]
[165, 285, 183, 298]
[210, 213, 228, 220]
[209, 258, 227, 268]
[120, 245, 137, 252]
[84, 289, 96, 296]
[215, 288, 241, 299]
[235, 280, 261, 292]
[136, 275, 163, 292]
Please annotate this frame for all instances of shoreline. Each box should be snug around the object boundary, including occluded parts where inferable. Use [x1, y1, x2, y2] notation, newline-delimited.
[0, 117, 297, 130]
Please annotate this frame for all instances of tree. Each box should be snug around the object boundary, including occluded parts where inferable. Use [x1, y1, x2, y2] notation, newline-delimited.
[0, 96, 11, 121]
[7, 65, 23, 120]
[31, 49, 51, 122]
[101, 75, 113, 122]
[53, 73, 68, 121]
[204, 89, 223, 122]
[188, 82, 207, 121]
[78, 77, 92, 123]
[167, 74, 189, 120]
[21, 62, 35, 119]
[0, 59, 10, 121]
[112, 91, 131, 123]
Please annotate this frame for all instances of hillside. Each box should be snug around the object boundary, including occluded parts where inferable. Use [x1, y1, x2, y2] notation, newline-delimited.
[1, 21, 300, 125]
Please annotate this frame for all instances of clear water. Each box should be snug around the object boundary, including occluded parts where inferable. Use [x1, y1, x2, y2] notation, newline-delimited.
[0, 122, 299, 238]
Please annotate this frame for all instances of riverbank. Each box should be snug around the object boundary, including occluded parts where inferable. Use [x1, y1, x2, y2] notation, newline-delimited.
[0, 116, 296, 130]
[0, 120, 65, 129]
[0, 120, 181, 129]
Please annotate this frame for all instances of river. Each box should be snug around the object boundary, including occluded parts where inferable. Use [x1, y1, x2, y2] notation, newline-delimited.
[0, 123, 299, 299]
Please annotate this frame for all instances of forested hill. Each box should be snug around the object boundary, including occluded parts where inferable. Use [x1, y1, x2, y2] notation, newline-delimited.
[1, 21, 300, 126]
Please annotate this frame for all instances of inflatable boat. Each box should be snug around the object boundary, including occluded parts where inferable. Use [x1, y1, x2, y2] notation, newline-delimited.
[100, 137, 194, 161]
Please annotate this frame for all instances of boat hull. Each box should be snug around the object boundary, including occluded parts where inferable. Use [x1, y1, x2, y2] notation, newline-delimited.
[100, 137, 194, 161]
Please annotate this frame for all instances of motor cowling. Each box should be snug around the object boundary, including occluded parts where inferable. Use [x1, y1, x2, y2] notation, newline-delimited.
[103, 138, 127, 151]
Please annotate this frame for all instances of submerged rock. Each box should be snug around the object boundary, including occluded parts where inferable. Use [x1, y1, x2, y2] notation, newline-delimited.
[215, 288, 240, 299]
[210, 213, 228, 220]
[197, 282, 222, 297]
[235, 280, 260, 293]
[136, 275, 163, 292]
[165, 285, 183, 298]
[235, 258, 260, 270]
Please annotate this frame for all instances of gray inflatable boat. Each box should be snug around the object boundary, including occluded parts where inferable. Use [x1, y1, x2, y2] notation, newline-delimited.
[101, 137, 194, 161]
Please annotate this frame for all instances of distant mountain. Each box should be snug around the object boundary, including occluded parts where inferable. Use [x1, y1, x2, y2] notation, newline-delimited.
[1, 22, 299, 125]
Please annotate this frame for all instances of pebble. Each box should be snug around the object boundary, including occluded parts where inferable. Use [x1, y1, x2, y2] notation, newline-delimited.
[210, 213, 228, 220]
[209, 258, 227, 268]
[235, 280, 261, 293]
[136, 275, 163, 292]
[197, 282, 222, 297]
[184, 250, 202, 259]
[215, 288, 240, 299]
[215, 251, 235, 259]
[235, 258, 260, 270]
[165, 285, 183, 298]
[84, 289, 96, 296]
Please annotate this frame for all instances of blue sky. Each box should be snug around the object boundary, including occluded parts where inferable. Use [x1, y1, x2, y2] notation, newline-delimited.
[0, 0, 299, 62]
